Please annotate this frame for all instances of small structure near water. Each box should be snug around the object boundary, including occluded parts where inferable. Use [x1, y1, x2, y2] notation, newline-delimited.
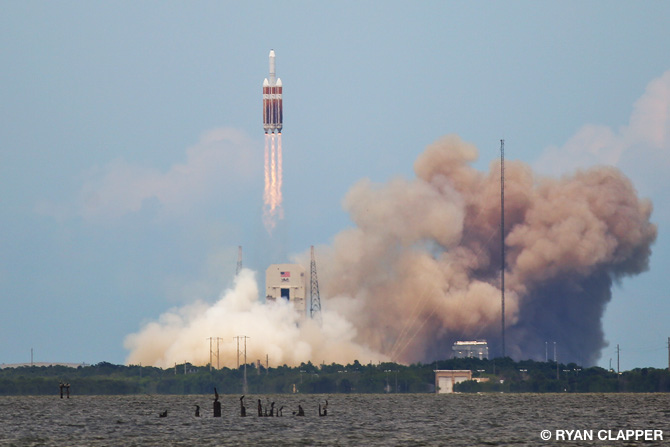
[434, 370, 472, 394]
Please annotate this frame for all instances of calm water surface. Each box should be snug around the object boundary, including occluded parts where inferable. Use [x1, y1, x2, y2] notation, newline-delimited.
[0, 393, 668, 446]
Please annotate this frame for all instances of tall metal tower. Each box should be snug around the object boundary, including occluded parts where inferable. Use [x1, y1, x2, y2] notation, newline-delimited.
[206, 337, 223, 371]
[309, 246, 322, 324]
[500, 139, 506, 358]
[236, 246, 243, 276]
[234, 335, 250, 394]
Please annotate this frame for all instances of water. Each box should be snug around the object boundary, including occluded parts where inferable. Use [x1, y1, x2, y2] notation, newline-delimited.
[0, 393, 668, 446]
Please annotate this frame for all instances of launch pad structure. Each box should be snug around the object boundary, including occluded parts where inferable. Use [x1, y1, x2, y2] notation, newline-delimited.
[264, 246, 323, 323]
[266, 264, 307, 319]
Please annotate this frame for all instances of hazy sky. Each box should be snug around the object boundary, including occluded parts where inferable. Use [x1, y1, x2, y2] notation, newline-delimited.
[2, 1, 669, 370]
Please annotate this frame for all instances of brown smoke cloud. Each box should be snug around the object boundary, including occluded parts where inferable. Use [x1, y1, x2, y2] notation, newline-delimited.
[318, 134, 656, 365]
[126, 134, 656, 367]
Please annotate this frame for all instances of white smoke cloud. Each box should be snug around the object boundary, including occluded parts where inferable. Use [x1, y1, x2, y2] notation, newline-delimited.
[535, 70, 670, 183]
[124, 269, 386, 368]
[78, 127, 258, 220]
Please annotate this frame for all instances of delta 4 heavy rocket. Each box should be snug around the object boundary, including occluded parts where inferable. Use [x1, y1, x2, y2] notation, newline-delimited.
[262, 50, 283, 134]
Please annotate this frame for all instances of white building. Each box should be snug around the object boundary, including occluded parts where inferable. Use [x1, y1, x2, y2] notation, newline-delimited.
[435, 370, 473, 393]
[452, 340, 489, 360]
[265, 264, 307, 318]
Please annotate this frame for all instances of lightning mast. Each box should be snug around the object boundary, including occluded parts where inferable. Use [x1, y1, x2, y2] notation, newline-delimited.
[236, 246, 243, 276]
[500, 139, 506, 358]
[309, 246, 322, 324]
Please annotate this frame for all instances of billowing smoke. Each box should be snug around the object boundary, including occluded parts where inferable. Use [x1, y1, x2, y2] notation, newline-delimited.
[318, 134, 656, 365]
[126, 134, 656, 367]
[124, 269, 384, 368]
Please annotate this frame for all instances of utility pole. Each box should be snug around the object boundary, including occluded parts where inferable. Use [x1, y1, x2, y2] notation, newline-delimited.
[216, 337, 223, 369]
[545, 342, 548, 363]
[234, 335, 250, 393]
[207, 337, 213, 371]
[617, 344, 620, 374]
[207, 337, 222, 371]
[667, 337, 669, 372]
[243, 336, 249, 394]
[235, 336, 240, 368]
[554, 341, 558, 380]
[500, 139, 506, 358]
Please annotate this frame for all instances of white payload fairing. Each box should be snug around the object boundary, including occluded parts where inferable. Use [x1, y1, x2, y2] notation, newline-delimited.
[262, 50, 283, 134]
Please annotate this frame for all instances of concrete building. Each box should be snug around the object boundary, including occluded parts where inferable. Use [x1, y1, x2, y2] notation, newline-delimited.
[435, 370, 473, 393]
[452, 340, 489, 360]
[265, 264, 306, 318]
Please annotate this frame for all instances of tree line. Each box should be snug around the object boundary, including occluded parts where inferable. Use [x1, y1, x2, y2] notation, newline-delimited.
[0, 358, 668, 395]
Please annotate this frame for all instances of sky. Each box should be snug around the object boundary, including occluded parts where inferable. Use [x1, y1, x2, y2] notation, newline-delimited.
[1, 1, 669, 370]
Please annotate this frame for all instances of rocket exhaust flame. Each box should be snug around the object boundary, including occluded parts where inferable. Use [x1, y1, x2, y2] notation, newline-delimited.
[278, 133, 283, 219]
[263, 132, 283, 232]
[270, 133, 276, 205]
[263, 134, 270, 208]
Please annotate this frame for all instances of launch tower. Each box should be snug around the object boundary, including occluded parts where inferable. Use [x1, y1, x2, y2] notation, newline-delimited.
[265, 264, 306, 319]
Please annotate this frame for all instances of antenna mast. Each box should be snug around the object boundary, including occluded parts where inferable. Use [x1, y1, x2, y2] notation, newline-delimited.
[236, 246, 243, 276]
[309, 246, 322, 324]
[500, 139, 506, 358]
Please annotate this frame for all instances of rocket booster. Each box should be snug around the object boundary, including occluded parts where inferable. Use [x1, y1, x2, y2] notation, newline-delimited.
[263, 50, 283, 134]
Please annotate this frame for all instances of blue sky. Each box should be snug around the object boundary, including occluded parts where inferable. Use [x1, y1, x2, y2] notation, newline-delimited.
[1, 1, 669, 369]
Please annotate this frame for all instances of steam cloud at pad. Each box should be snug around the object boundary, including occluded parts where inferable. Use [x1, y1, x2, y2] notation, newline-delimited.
[125, 135, 656, 367]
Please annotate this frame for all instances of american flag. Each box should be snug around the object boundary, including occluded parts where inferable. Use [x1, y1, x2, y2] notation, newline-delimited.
[280, 271, 290, 278]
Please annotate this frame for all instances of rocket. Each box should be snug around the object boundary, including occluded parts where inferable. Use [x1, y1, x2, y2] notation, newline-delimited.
[262, 50, 283, 134]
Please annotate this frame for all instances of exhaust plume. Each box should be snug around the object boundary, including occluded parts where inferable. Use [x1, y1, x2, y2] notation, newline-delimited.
[263, 133, 283, 232]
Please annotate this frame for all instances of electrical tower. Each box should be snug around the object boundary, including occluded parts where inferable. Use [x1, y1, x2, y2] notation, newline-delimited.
[309, 245, 322, 324]
[207, 337, 223, 371]
[236, 246, 243, 276]
[500, 139, 506, 358]
[234, 335, 250, 394]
